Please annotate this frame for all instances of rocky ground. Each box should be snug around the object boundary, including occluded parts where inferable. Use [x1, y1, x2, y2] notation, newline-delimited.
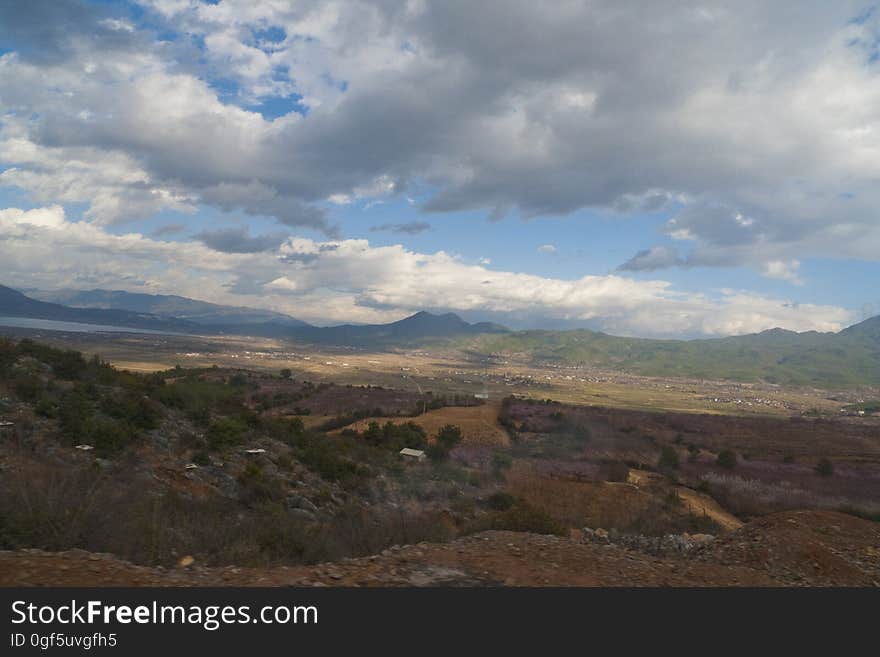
[2, 510, 877, 587]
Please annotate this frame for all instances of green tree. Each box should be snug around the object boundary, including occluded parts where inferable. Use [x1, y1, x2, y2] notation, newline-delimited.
[427, 424, 463, 462]
[815, 458, 834, 477]
[436, 424, 463, 450]
[658, 445, 680, 470]
[716, 449, 737, 469]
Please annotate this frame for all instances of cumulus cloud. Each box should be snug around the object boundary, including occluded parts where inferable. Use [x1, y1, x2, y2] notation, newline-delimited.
[538, 244, 557, 254]
[0, 0, 879, 268]
[761, 259, 803, 285]
[1, 1, 878, 332]
[192, 227, 289, 253]
[0, 205, 852, 336]
[370, 221, 432, 234]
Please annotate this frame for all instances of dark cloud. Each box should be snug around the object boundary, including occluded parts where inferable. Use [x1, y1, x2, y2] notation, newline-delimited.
[279, 252, 319, 265]
[370, 221, 431, 235]
[1, 0, 878, 266]
[618, 246, 684, 272]
[199, 184, 338, 237]
[151, 224, 186, 238]
[192, 227, 288, 254]
[0, 0, 145, 64]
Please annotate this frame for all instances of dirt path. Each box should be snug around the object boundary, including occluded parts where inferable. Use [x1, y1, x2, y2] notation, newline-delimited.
[675, 486, 744, 531]
[626, 469, 744, 532]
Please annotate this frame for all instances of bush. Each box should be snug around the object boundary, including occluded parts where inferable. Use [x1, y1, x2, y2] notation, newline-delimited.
[469, 500, 566, 536]
[12, 374, 43, 402]
[237, 463, 284, 506]
[295, 433, 363, 484]
[716, 449, 737, 469]
[100, 392, 160, 431]
[657, 446, 680, 470]
[490, 451, 513, 479]
[191, 450, 211, 466]
[280, 368, 292, 379]
[599, 460, 630, 482]
[486, 491, 517, 511]
[815, 458, 834, 477]
[87, 417, 136, 456]
[427, 424, 464, 462]
[436, 424, 463, 450]
[206, 418, 248, 451]
[35, 396, 58, 418]
[362, 420, 427, 451]
[57, 389, 92, 443]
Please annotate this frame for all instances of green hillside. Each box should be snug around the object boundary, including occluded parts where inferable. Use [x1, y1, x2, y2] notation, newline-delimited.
[457, 319, 880, 388]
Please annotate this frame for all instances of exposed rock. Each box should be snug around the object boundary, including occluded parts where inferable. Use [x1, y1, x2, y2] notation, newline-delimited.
[289, 508, 317, 522]
[286, 494, 319, 513]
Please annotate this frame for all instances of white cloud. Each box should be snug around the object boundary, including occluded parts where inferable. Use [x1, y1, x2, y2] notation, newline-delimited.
[1, 1, 879, 267]
[538, 244, 557, 254]
[761, 259, 803, 285]
[0, 205, 851, 336]
[0, 1, 877, 333]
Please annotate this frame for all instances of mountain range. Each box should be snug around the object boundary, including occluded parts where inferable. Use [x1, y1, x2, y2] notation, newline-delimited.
[0, 285, 506, 343]
[2, 285, 879, 387]
[24, 288, 309, 329]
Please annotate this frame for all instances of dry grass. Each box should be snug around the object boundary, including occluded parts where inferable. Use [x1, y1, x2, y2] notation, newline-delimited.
[333, 402, 510, 447]
[504, 462, 654, 530]
[673, 486, 743, 531]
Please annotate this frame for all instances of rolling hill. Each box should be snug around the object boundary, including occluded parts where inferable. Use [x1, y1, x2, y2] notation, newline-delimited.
[461, 319, 880, 387]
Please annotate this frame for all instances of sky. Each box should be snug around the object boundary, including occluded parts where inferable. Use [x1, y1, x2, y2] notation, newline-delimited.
[1, 0, 880, 337]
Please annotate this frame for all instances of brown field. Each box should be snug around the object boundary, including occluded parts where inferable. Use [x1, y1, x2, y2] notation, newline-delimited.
[332, 401, 511, 447]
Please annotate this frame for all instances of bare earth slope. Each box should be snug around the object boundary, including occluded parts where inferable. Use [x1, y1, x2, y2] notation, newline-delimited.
[2, 511, 877, 587]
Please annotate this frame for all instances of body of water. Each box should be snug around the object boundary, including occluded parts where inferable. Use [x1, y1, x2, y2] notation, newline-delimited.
[0, 316, 189, 336]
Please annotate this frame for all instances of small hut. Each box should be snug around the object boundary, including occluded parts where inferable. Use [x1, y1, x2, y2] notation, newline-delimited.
[399, 448, 427, 462]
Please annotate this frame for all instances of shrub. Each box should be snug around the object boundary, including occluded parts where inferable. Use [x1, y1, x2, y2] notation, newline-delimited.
[658, 446, 680, 470]
[486, 491, 517, 511]
[206, 418, 248, 451]
[57, 390, 92, 443]
[599, 460, 630, 482]
[87, 417, 136, 456]
[436, 424, 463, 450]
[716, 449, 737, 469]
[237, 463, 284, 506]
[815, 458, 834, 477]
[280, 368, 292, 379]
[191, 450, 211, 466]
[100, 392, 161, 431]
[296, 434, 362, 484]
[427, 424, 464, 463]
[469, 500, 566, 536]
[35, 396, 58, 418]
[12, 374, 43, 402]
[490, 451, 513, 479]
